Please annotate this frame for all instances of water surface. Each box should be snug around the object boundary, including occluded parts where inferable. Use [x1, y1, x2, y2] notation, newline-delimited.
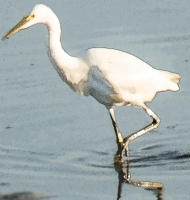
[0, 0, 190, 199]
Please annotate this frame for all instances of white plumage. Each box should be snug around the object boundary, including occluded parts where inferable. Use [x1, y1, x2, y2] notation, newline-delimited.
[3, 4, 181, 157]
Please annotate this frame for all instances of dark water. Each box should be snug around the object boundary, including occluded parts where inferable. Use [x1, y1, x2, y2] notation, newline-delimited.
[0, 0, 190, 199]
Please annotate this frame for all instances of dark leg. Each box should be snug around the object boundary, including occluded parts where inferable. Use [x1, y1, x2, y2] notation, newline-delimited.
[108, 107, 124, 144]
[108, 108, 125, 159]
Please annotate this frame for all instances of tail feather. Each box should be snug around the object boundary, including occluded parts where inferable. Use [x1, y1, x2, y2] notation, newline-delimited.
[160, 70, 181, 91]
[171, 73, 181, 84]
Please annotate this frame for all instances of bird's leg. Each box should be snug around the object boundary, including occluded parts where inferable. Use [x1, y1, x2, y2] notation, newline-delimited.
[108, 108, 124, 157]
[123, 105, 160, 150]
[124, 145, 130, 158]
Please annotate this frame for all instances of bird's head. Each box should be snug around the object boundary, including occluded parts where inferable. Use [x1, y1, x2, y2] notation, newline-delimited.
[2, 4, 51, 40]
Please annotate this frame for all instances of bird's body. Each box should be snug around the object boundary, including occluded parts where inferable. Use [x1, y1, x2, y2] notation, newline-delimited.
[80, 48, 180, 107]
[3, 4, 181, 158]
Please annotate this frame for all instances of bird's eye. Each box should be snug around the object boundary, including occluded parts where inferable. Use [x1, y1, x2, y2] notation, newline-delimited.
[31, 14, 35, 18]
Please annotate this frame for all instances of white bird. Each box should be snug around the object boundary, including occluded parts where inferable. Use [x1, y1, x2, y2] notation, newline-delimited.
[3, 4, 181, 157]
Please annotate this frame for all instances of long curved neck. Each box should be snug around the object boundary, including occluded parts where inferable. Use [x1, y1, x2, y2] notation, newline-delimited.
[44, 9, 88, 95]
[45, 11, 78, 78]
[46, 12, 74, 67]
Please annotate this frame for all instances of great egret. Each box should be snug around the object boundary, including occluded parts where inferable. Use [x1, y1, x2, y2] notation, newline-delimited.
[2, 4, 181, 157]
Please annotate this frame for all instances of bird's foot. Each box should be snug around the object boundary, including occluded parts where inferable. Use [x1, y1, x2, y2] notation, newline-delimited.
[114, 141, 130, 163]
[114, 153, 123, 163]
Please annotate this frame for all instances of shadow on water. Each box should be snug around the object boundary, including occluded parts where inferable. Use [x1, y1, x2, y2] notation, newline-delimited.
[130, 149, 190, 168]
[0, 191, 52, 200]
[114, 154, 164, 200]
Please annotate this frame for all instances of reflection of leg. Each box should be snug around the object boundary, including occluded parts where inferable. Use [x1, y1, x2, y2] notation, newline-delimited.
[114, 152, 164, 200]
[114, 157, 124, 200]
[117, 179, 123, 200]
[125, 154, 130, 181]
[123, 105, 160, 146]
[108, 108, 124, 145]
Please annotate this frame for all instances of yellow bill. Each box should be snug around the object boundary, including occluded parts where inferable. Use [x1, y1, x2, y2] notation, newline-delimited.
[2, 14, 34, 40]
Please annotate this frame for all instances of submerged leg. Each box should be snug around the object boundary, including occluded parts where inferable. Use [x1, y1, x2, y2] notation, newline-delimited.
[108, 107, 124, 147]
[123, 105, 160, 146]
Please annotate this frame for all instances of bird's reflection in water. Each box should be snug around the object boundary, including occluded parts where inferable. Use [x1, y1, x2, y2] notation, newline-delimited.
[114, 150, 164, 200]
